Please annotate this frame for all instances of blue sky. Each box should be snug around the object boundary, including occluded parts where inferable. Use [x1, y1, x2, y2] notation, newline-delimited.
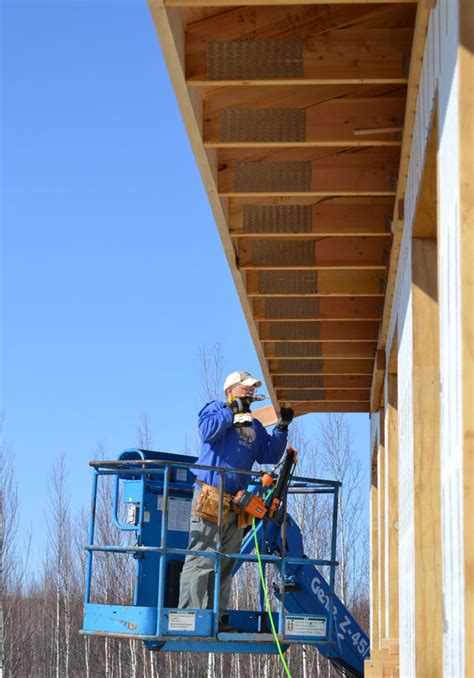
[1, 1, 369, 568]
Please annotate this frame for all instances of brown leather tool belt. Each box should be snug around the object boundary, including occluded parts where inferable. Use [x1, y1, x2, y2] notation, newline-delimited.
[193, 480, 252, 528]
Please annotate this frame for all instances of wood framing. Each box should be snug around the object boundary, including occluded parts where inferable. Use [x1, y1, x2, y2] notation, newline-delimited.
[412, 237, 442, 675]
[149, 0, 418, 415]
[460, 1, 474, 670]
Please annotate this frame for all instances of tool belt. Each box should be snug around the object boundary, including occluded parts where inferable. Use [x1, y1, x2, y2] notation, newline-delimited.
[193, 480, 253, 529]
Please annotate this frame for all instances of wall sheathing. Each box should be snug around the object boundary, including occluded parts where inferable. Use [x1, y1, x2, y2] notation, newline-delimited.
[371, 0, 465, 674]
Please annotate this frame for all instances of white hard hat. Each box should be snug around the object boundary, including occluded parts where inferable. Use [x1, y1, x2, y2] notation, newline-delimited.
[223, 370, 262, 393]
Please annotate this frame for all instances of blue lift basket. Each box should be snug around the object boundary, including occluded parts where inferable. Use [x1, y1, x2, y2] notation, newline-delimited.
[81, 449, 369, 677]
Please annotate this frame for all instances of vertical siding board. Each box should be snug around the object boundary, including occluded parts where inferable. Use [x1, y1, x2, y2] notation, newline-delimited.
[396, 230, 415, 677]
[438, 0, 464, 672]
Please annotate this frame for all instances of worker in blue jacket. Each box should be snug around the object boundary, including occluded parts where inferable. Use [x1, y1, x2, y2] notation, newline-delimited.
[178, 370, 294, 629]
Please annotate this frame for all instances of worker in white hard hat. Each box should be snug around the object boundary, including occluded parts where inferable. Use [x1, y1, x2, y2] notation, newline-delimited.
[178, 370, 294, 630]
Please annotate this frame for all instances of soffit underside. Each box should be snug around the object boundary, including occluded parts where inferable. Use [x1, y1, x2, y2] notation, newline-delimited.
[152, 1, 418, 414]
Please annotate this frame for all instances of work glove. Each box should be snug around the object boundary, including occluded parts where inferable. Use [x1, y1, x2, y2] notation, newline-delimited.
[226, 397, 252, 415]
[276, 407, 294, 431]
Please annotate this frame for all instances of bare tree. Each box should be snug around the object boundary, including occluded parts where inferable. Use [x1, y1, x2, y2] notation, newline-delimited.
[1, 428, 33, 678]
[319, 414, 368, 615]
[137, 414, 154, 450]
[199, 342, 224, 402]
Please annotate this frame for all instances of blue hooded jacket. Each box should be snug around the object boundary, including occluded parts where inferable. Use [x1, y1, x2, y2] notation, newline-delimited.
[193, 400, 288, 495]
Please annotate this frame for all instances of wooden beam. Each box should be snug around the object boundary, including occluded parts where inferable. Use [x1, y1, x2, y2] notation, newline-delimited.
[272, 375, 372, 389]
[204, 97, 406, 147]
[253, 297, 383, 321]
[168, 0, 417, 6]
[460, 0, 474, 666]
[412, 238, 442, 676]
[377, 414, 386, 642]
[290, 401, 369, 414]
[246, 270, 386, 298]
[371, 441, 380, 649]
[260, 320, 380, 343]
[412, 109, 437, 238]
[353, 126, 402, 136]
[269, 358, 374, 375]
[238, 236, 390, 270]
[218, 148, 401, 195]
[204, 84, 407, 117]
[246, 270, 385, 299]
[386, 373, 399, 640]
[251, 404, 277, 427]
[263, 341, 376, 359]
[187, 28, 414, 83]
[276, 388, 369, 401]
[370, 348, 386, 412]
[230, 199, 393, 238]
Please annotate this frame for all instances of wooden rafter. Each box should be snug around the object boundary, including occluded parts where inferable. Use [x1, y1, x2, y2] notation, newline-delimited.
[246, 270, 386, 297]
[167, 1, 416, 6]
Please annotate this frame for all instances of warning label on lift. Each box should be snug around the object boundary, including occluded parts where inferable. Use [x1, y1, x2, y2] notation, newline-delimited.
[285, 615, 326, 637]
[168, 611, 196, 632]
[157, 496, 191, 532]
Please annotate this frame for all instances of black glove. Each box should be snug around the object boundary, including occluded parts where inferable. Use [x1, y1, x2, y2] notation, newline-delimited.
[226, 397, 252, 415]
[277, 407, 294, 430]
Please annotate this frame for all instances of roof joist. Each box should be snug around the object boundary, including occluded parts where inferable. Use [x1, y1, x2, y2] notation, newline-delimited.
[167, 1, 416, 6]
[218, 147, 400, 195]
[263, 342, 376, 359]
[272, 374, 372, 389]
[260, 320, 379, 342]
[246, 270, 386, 297]
[276, 389, 370, 401]
[204, 97, 405, 148]
[253, 297, 383, 321]
[237, 236, 390, 270]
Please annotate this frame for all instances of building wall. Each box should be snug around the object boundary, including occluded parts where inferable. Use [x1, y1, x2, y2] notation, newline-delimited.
[370, 0, 466, 675]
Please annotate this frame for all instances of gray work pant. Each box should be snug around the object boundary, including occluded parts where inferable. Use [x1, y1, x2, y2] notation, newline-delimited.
[178, 490, 244, 614]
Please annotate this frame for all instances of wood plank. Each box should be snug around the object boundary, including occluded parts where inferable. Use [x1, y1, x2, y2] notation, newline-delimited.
[230, 199, 393, 237]
[371, 443, 380, 649]
[253, 296, 383, 321]
[412, 237, 442, 676]
[187, 30, 414, 82]
[168, 0, 417, 6]
[272, 374, 372, 389]
[386, 373, 399, 639]
[412, 105, 437, 237]
[238, 236, 390, 270]
[251, 404, 277, 427]
[190, 78, 409, 87]
[207, 140, 401, 149]
[370, 349, 386, 412]
[246, 270, 386, 297]
[460, 0, 474, 667]
[204, 84, 407, 117]
[276, 388, 369, 401]
[378, 414, 386, 642]
[204, 97, 406, 146]
[292, 401, 370, 413]
[218, 148, 401, 195]
[263, 341, 376, 359]
[269, 358, 374, 375]
[260, 320, 380, 342]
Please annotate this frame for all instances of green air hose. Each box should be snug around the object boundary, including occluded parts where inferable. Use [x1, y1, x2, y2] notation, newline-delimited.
[252, 516, 292, 678]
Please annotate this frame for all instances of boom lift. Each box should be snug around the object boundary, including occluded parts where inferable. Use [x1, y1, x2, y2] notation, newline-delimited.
[81, 449, 369, 677]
